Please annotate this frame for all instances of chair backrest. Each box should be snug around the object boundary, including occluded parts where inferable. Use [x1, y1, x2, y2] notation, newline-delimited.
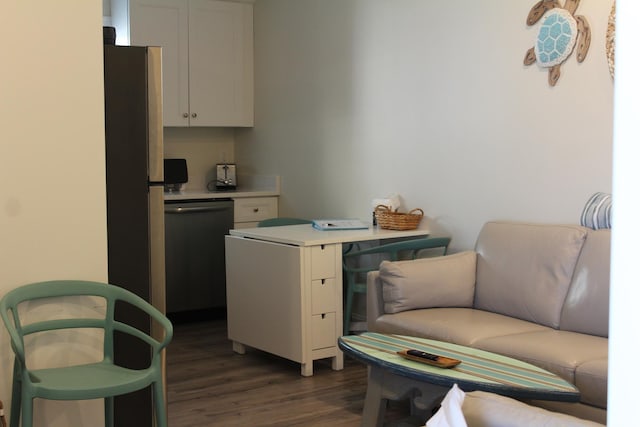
[0, 280, 173, 368]
[258, 217, 312, 227]
[344, 236, 451, 264]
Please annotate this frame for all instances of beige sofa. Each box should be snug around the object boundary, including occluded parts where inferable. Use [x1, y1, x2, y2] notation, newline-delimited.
[367, 221, 610, 424]
[428, 385, 605, 427]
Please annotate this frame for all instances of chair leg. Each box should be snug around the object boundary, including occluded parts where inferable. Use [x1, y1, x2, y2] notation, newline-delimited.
[9, 395, 20, 427]
[10, 364, 22, 427]
[344, 284, 354, 336]
[153, 381, 168, 427]
[20, 394, 32, 427]
[105, 396, 114, 427]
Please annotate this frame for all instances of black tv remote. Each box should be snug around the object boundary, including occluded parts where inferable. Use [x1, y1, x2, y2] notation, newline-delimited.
[406, 349, 439, 361]
[398, 349, 461, 368]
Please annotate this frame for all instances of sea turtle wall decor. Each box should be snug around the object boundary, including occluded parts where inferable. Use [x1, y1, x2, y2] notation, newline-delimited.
[524, 0, 591, 86]
[606, 2, 615, 79]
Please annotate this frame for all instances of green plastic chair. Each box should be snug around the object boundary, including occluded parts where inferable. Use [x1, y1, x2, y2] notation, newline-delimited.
[257, 217, 312, 227]
[342, 236, 451, 335]
[0, 280, 173, 427]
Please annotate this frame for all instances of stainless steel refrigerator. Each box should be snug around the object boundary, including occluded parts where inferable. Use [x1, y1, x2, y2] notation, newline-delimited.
[103, 44, 165, 427]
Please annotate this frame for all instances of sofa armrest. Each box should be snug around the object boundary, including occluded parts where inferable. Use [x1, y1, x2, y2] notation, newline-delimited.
[367, 270, 385, 331]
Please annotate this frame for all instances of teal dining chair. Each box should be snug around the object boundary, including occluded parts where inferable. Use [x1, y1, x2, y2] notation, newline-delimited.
[342, 236, 451, 335]
[0, 280, 173, 427]
[258, 217, 312, 227]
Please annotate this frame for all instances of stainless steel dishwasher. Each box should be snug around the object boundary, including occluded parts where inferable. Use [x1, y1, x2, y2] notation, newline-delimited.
[164, 199, 234, 316]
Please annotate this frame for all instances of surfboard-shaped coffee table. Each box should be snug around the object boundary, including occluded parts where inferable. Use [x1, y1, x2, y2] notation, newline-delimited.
[339, 333, 580, 427]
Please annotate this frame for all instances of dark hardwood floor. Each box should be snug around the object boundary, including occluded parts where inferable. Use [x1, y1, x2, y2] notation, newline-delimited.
[166, 318, 412, 426]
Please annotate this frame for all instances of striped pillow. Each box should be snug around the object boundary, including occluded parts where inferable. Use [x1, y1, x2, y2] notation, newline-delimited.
[580, 192, 612, 230]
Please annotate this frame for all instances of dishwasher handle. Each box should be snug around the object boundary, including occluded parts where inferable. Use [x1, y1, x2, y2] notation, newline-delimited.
[165, 205, 232, 214]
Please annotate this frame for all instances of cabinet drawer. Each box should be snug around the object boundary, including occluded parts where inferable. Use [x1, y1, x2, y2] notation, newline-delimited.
[234, 197, 278, 223]
[311, 244, 336, 279]
[311, 278, 336, 314]
[311, 312, 336, 350]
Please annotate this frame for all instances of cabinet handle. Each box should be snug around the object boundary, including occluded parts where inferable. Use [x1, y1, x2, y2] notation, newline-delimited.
[182, 113, 189, 118]
[165, 205, 232, 214]
[191, 112, 198, 118]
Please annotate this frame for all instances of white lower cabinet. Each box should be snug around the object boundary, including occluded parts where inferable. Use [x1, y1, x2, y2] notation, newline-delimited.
[312, 313, 337, 350]
[310, 247, 338, 351]
[311, 278, 336, 314]
[310, 244, 336, 278]
[226, 236, 343, 376]
[226, 224, 431, 376]
[233, 196, 278, 228]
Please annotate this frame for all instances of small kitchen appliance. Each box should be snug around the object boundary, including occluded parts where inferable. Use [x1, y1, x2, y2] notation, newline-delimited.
[164, 158, 188, 192]
[215, 163, 237, 191]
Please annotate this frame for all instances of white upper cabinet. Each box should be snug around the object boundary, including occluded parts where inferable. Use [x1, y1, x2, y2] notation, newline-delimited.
[112, 0, 254, 127]
[188, 1, 253, 127]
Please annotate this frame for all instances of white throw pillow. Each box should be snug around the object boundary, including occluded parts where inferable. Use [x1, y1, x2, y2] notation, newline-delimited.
[380, 251, 477, 314]
[426, 384, 468, 427]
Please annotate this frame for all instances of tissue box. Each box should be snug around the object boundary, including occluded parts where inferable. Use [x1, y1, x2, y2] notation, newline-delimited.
[372, 195, 400, 211]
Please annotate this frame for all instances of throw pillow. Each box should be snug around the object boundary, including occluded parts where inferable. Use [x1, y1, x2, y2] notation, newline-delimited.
[380, 251, 476, 314]
[426, 384, 467, 427]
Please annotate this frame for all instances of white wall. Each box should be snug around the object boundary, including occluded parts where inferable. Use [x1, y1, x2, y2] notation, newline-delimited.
[238, 0, 613, 250]
[608, 1, 640, 425]
[164, 127, 236, 191]
[246, 2, 640, 425]
[0, 1, 107, 425]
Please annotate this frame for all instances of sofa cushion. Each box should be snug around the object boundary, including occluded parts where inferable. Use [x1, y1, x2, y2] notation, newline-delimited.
[474, 222, 587, 328]
[462, 391, 605, 427]
[373, 308, 548, 347]
[379, 251, 476, 314]
[560, 229, 611, 338]
[575, 359, 608, 408]
[474, 329, 608, 408]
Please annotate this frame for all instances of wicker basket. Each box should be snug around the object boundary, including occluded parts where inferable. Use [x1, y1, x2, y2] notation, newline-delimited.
[374, 205, 424, 230]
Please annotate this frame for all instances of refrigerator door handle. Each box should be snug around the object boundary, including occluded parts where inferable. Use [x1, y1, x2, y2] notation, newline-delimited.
[147, 46, 164, 183]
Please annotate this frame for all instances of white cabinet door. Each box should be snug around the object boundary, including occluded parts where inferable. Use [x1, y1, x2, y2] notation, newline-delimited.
[189, 0, 253, 126]
[233, 197, 278, 228]
[123, 0, 190, 126]
[114, 0, 253, 127]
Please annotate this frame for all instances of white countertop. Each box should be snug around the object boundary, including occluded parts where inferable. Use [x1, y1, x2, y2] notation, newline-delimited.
[164, 188, 279, 200]
[228, 223, 431, 247]
[164, 174, 280, 201]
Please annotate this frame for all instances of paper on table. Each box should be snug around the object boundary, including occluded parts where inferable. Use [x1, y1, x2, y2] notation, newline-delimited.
[311, 219, 369, 230]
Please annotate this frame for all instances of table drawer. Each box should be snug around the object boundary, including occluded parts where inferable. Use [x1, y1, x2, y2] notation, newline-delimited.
[311, 244, 336, 279]
[234, 197, 278, 223]
[311, 312, 336, 350]
[311, 278, 336, 314]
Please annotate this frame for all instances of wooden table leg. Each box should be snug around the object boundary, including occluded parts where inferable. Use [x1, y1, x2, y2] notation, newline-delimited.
[331, 352, 344, 371]
[232, 341, 246, 354]
[361, 366, 450, 426]
[301, 362, 313, 377]
[362, 367, 387, 427]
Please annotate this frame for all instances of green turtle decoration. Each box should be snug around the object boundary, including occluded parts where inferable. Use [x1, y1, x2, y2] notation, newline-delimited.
[524, 0, 591, 86]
